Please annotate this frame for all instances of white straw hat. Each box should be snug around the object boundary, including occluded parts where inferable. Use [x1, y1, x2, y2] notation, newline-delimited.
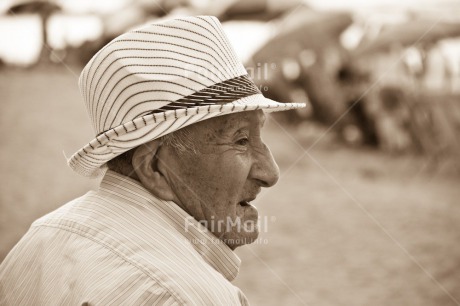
[68, 15, 306, 177]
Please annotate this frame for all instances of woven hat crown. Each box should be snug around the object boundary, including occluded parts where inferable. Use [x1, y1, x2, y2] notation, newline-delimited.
[79, 15, 248, 136]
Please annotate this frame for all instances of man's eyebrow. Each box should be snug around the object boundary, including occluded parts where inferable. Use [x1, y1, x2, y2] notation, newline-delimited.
[232, 126, 249, 136]
[217, 112, 266, 137]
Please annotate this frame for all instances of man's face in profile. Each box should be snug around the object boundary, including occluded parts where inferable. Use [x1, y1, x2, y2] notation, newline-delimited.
[161, 110, 280, 249]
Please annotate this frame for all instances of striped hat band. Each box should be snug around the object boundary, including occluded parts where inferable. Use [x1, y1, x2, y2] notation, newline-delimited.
[96, 74, 261, 137]
[68, 15, 306, 178]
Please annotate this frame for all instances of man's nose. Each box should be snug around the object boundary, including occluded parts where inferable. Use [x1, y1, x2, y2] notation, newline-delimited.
[250, 143, 280, 188]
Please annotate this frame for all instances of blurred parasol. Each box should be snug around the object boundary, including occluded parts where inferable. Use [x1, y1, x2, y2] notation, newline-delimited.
[352, 19, 460, 57]
[6, 0, 60, 15]
[276, 6, 352, 39]
[251, 7, 354, 126]
[253, 7, 352, 61]
[6, 0, 61, 64]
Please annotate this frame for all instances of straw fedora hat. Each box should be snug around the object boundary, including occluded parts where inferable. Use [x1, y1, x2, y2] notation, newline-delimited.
[68, 15, 306, 178]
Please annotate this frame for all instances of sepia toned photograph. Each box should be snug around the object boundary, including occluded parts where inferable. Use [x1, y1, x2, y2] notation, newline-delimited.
[1, 0, 460, 305]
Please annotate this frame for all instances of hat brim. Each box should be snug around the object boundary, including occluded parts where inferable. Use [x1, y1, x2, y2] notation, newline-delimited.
[68, 94, 306, 178]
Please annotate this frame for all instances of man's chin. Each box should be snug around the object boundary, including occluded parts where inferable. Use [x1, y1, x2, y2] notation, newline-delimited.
[237, 202, 259, 219]
[223, 230, 260, 250]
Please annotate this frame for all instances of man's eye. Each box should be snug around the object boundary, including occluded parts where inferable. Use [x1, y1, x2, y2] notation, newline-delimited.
[235, 138, 249, 146]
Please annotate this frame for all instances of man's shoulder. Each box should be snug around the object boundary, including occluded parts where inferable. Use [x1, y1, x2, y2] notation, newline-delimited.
[28, 190, 240, 301]
[2, 191, 191, 304]
[2, 188, 246, 305]
[0, 224, 184, 305]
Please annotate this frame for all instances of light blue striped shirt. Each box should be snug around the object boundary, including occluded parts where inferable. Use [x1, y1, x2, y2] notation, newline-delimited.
[0, 171, 249, 305]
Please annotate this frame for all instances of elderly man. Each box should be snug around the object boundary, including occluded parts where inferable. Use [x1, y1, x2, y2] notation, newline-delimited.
[0, 16, 304, 305]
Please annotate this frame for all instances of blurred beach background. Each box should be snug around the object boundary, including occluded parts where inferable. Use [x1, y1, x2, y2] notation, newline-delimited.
[1, 0, 460, 305]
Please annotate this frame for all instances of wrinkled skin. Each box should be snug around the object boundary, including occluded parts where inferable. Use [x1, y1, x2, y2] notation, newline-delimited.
[159, 110, 280, 249]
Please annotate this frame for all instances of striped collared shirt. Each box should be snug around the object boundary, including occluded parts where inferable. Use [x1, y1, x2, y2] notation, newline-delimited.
[0, 171, 249, 305]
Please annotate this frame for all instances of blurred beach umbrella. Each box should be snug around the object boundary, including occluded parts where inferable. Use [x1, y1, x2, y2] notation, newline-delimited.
[277, 6, 352, 39]
[7, 0, 61, 63]
[352, 19, 460, 57]
[252, 7, 352, 71]
[6, 0, 60, 14]
[222, 0, 302, 21]
[251, 7, 353, 125]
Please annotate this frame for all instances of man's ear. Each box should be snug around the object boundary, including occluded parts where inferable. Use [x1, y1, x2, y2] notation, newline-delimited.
[132, 139, 175, 201]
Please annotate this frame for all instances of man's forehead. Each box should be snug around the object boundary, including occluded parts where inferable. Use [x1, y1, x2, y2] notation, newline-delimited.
[211, 110, 266, 133]
[176, 110, 266, 142]
[216, 110, 265, 127]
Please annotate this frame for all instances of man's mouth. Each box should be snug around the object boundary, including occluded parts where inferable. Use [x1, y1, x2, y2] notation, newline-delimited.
[239, 197, 256, 207]
[239, 201, 251, 207]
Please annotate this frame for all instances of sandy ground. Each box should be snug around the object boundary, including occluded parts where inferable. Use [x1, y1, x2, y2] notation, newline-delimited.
[1, 66, 460, 305]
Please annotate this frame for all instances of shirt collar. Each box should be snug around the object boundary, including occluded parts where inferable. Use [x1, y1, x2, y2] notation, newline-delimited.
[99, 170, 241, 281]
